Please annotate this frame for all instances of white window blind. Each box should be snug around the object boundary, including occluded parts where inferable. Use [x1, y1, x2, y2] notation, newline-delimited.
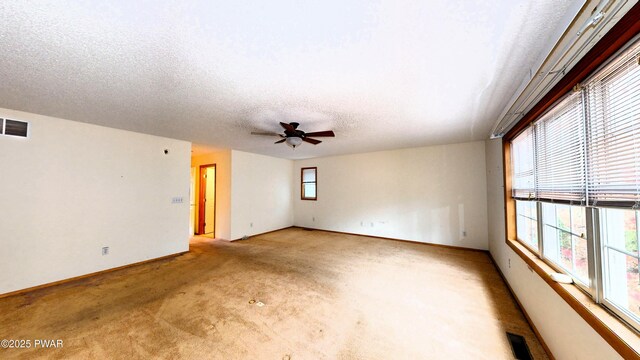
[535, 91, 586, 203]
[586, 41, 640, 207]
[511, 39, 640, 208]
[511, 127, 535, 199]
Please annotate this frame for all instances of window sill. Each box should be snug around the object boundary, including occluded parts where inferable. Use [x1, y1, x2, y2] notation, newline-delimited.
[506, 238, 640, 359]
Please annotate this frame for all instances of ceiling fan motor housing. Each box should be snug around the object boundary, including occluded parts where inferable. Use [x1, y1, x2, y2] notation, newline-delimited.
[284, 122, 303, 138]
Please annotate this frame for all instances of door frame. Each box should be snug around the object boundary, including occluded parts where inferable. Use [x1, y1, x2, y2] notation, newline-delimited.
[198, 164, 216, 236]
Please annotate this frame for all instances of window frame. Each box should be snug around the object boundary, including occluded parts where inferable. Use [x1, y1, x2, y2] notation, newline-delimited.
[597, 207, 640, 330]
[515, 200, 540, 254]
[542, 203, 593, 294]
[502, 11, 640, 357]
[510, 35, 640, 308]
[300, 167, 317, 201]
[514, 200, 595, 295]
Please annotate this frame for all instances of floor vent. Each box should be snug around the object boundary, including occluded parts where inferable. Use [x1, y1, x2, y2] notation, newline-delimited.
[506, 332, 532, 360]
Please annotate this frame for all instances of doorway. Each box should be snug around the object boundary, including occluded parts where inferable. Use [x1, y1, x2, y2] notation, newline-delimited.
[189, 167, 196, 235]
[198, 164, 216, 237]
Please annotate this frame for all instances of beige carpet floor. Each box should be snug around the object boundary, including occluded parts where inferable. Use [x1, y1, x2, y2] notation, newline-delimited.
[0, 228, 548, 359]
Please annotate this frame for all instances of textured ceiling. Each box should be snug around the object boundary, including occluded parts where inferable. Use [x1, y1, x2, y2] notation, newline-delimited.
[0, 0, 584, 159]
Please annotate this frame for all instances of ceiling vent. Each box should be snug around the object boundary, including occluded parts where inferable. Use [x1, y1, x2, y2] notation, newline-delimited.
[2, 119, 28, 138]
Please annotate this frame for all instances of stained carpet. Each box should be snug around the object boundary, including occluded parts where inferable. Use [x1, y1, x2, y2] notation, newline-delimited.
[0, 228, 547, 359]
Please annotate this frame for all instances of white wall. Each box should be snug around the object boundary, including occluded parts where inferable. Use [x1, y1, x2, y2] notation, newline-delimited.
[293, 141, 489, 250]
[230, 150, 294, 240]
[485, 138, 622, 360]
[0, 109, 191, 294]
[192, 150, 232, 240]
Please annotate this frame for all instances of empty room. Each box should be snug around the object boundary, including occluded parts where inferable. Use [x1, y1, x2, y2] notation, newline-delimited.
[1, 1, 640, 359]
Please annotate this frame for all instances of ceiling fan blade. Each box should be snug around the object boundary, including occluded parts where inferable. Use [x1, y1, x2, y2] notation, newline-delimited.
[251, 131, 281, 136]
[274, 139, 286, 144]
[302, 137, 322, 145]
[280, 122, 296, 132]
[304, 130, 335, 137]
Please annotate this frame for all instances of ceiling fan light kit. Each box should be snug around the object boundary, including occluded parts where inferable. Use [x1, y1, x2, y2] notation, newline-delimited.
[285, 137, 303, 148]
[251, 121, 335, 149]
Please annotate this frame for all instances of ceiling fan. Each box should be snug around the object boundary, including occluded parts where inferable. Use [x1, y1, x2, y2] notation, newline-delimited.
[251, 122, 335, 148]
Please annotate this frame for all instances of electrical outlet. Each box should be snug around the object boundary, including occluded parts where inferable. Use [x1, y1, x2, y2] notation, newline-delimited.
[462, 231, 467, 237]
[102, 246, 109, 256]
[250, 222, 253, 228]
[312, 217, 315, 222]
[171, 197, 184, 204]
[508, 258, 511, 268]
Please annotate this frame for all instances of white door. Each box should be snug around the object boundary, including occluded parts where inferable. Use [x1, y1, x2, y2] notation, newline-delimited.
[204, 166, 216, 236]
[189, 167, 196, 236]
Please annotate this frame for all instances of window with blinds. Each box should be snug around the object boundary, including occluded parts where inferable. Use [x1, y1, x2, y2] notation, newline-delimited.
[508, 36, 640, 333]
[511, 38, 640, 209]
[535, 91, 586, 203]
[586, 43, 640, 207]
